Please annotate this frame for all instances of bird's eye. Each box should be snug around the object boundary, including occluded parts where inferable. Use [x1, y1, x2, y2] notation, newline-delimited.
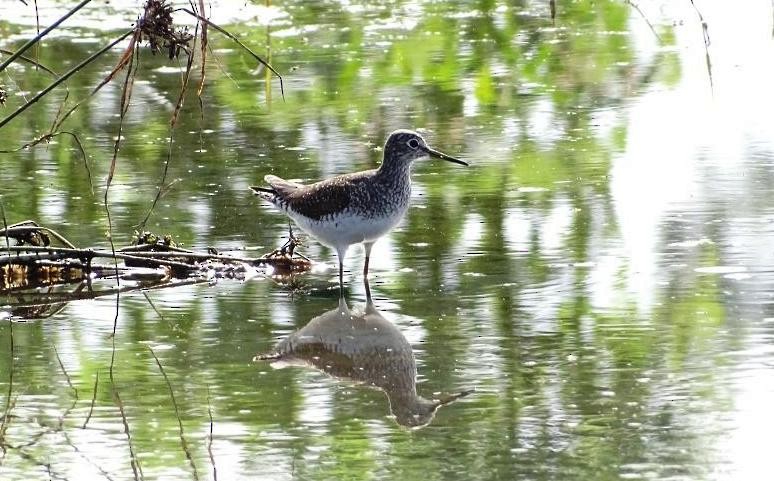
[407, 138, 419, 149]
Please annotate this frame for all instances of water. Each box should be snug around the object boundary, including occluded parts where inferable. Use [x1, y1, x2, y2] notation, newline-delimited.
[2, 0, 774, 479]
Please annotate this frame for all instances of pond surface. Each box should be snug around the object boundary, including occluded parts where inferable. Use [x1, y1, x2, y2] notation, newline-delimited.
[2, 0, 774, 480]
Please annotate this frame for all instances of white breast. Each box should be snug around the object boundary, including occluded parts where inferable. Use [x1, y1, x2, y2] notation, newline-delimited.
[290, 209, 406, 249]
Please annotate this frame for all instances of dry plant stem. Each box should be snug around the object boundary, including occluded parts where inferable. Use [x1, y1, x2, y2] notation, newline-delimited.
[50, 30, 139, 133]
[106, 49, 142, 481]
[0, 29, 135, 130]
[148, 346, 199, 480]
[142, 292, 164, 321]
[138, 22, 199, 230]
[14, 447, 69, 480]
[33, 0, 41, 69]
[53, 345, 80, 432]
[0, 205, 11, 458]
[106, 41, 140, 380]
[82, 371, 99, 429]
[178, 7, 285, 100]
[0, 131, 91, 195]
[197, 0, 208, 99]
[206, 386, 217, 481]
[0, 322, 14, 458]
[0, 131, 91, 196]
[111, 385, 142, 481]
[196, 0, 209, 151]
[0, 329, 12, 429]
[0, 0, 91, 74]
[62, 430, 117, 481]
[625, 0, 662, 42]
[0, 49, 59, 77]
[54, 345, 78, 396]
[688, 0, 713, 92]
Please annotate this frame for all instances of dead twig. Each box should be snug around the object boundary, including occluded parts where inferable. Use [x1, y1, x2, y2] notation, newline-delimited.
[0, 220, 77, 248]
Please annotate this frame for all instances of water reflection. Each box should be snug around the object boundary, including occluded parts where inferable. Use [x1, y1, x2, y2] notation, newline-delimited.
[257, 279, 471, 428]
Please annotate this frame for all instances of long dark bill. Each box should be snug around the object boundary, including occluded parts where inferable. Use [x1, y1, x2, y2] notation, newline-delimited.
[424, 146, 469, 166]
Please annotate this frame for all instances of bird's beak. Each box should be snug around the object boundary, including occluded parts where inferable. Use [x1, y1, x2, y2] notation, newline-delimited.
[423, 146, 469, 166]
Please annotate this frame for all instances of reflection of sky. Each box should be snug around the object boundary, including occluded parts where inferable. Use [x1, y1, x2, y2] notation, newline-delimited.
[609, 1, 774, 479]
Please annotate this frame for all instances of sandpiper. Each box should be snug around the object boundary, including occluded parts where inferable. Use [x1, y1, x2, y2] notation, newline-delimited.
[255, 278, 472, 427]
[251, 129, 468, 289]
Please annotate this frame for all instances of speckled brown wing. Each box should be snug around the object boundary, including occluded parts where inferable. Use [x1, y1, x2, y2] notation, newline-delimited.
[256, 170, 377, 221]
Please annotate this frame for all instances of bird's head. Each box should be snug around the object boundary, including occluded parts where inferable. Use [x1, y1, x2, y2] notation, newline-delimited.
[382, 129, 468, 169]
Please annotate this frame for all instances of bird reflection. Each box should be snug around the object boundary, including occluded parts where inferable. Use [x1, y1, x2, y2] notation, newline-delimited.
[255, 279, 471, 428]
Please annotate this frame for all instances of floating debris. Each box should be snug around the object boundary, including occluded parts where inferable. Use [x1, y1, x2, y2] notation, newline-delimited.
[1, 220, 313, 318]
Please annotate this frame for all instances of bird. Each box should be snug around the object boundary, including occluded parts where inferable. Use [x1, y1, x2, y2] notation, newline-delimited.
[250, 129, 468, 289]
[255, 278, 472, 427]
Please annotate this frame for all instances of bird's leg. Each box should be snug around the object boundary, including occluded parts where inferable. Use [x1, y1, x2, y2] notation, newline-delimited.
[363, 242, 374, 279]
[336, 246, 347, 293]
[338, 257, 344, 292]
[363, 275, 372, 303]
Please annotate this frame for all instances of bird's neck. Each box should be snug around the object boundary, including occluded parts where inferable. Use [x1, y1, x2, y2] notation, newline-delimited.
[376, 156, 412, 183]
